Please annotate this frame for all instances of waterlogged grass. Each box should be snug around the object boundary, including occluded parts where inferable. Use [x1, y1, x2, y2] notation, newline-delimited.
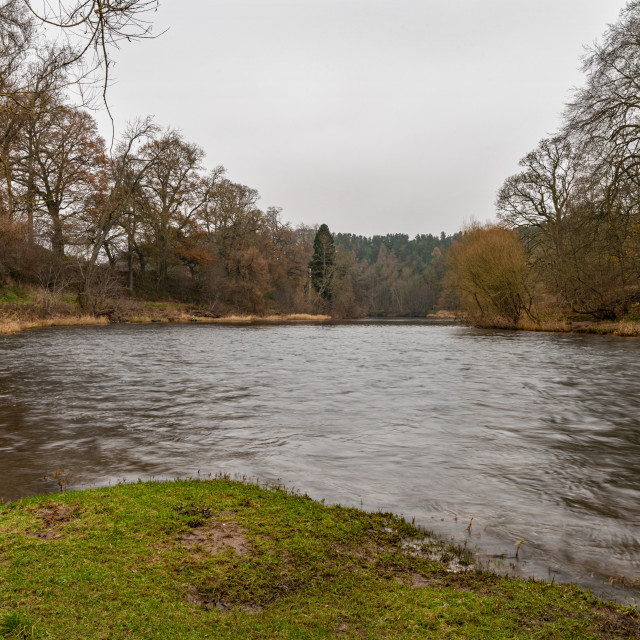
[0, 480, 637, 639]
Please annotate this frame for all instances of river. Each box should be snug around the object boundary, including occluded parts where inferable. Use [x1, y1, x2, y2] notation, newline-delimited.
[1, 320, 639, 604]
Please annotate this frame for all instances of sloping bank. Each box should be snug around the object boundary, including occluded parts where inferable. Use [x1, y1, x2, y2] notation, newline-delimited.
[0, 480, 637, 639]
[454, 315, 640, 337]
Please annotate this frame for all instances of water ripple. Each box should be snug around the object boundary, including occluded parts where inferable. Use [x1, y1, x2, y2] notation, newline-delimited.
[1, 321, 639, 603]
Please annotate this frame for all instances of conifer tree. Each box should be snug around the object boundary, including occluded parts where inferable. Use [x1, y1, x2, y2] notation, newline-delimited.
[309, 223, 336, 301]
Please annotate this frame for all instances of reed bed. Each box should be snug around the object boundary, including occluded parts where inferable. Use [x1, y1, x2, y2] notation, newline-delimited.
[516, 318, 573, 333]
[614, 321, 640, 337]
[466, 313, 640, 337]
[127, 312, 332, 324]
[0, 311, 332, 335]
[128, 315, 170, 324]
[0, 315, 108, 335]
[201, 313, 332, 324]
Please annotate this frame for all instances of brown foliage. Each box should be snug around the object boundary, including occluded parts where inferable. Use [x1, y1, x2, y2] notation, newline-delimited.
[448, 223, 533, 325]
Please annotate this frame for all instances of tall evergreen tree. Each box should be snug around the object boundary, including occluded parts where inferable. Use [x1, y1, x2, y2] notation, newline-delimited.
[309, 223, 336, 301]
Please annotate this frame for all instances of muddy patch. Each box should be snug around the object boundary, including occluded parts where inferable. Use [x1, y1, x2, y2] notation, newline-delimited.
[400, 537, 473, 574]
[396, 571, 495, 593]
[185, 584, 263, 613]
[593, 605, 640, 638]
[408, 571, 437, 588]
[333, 544, 380, 564]
[179, 520, 252, 557]
[25, 503, 79, 540]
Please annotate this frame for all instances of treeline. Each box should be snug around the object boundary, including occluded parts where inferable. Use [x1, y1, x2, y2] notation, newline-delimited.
[0, 92, 456, 317]
[0, 106, 317, 314]
[0, 2, 458, 319]
[449, 1, 640, 325]
[330, 232, 456, 317]
[6, 1, 640, 326]
[335, 232, 454, 267]
[0, 3, 315, 316]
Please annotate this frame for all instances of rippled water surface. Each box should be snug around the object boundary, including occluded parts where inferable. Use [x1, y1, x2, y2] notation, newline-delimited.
[1, 321, 639, 603]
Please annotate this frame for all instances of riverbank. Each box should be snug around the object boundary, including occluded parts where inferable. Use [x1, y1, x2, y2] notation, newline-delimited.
[471, 317, 640, 337]
[519, 318, 640, 337]
[432, 308, 640, 336]
[0, 480, 637, 639]
[2, 288, 640, 338]
[0, 296, 332, 335]
[440, 308, 640, 337]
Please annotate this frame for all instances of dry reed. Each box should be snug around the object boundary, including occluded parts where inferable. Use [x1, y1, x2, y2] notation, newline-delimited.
[0, 311, 332, 334]
[128, 315, 170, 324]
[0, 315, 108, 335]
[614, 321, 640, 337]
[517, 318, 572, 333]
[427, 310, 460, 319]
[180, 313, 332, 324]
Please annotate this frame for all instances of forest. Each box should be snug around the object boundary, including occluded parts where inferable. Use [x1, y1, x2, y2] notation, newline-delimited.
[0, 1, 456, 322]
[2, 0, 640, 330]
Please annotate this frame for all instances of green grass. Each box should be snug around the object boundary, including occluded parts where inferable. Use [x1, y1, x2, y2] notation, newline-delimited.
[0, 479, 637, 639]
[0, 287, 32, 304]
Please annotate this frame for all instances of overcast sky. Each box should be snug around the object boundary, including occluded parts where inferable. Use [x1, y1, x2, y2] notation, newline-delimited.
[94, 0, 628, 238]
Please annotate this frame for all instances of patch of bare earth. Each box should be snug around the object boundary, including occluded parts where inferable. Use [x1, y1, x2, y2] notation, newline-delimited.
[185, 584, 263, 613]
[335, 621, 350, 634]
[407, 572, 438, 588]
[400, 536, 473, 574]
[180, 517, 260, 612]
[179, 520, 252, 557]
[593, 606, 640, 639]
[333, 543, 380, 564]
[26, 503, 79, 540]
[392, 570, 474, 591]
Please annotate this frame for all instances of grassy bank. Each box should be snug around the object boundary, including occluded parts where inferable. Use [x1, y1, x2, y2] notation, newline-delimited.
[0, 288, 331, 335]
[0, 314, 109, 334]
[425, 308, 640, 336]
[0, 480, 637, 639]
[2, 282, 639, 338]
[517, 318, 640, 337]
[462, 314, 640, 337]
[0, 311, 332, 335]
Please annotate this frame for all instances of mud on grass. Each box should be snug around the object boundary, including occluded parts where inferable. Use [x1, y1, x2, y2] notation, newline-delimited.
[0, 480, 637, 639]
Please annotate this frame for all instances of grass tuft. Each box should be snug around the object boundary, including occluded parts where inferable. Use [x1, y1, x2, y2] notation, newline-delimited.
[0, 612, 35, 639]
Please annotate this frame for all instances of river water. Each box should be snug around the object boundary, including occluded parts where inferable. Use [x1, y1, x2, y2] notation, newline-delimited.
[1, 320, 639, 604]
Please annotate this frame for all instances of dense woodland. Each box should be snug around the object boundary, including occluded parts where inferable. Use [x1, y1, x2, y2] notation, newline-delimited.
[0, 1, 456, 320]
[2, 1, 640, 325]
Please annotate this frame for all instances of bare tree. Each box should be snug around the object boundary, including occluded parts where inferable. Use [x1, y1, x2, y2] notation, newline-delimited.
[21, 1, 160, 108]
[135, 130, 221, 288]
[567, 1, 640, 176]
[496, 136, 583, 295]
[11, 103, 107, 258]
[76, 116, 159, 307]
